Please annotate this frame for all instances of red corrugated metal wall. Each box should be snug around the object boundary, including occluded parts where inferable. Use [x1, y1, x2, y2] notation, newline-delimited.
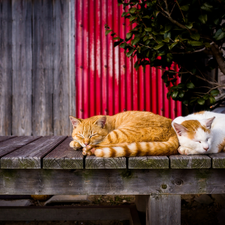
[75, 0, 182, 119]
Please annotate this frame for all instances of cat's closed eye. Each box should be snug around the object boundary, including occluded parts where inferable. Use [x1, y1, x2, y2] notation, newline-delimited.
[90, 134, 97, 138]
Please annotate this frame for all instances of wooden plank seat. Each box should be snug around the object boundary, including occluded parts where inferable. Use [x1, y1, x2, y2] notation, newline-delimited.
[0, 136, 225, 225]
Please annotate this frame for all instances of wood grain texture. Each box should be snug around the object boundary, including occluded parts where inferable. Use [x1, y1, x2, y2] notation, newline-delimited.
[43, 137, 83, 169]
[146, 195, 181, 225]
[0, 136, 16, 143]
[210, 152, 225, 168]
[1, 136, 67, 169]
[0, 169, 225, 195]
[12, 0, 33, 135]
[128, 156, 169, 169]
[53, 0, 74, 135]
[170, 155, 211, 169]
[0, 136, 40, 159]
[32, 0, 54, 136]
[0, 0, 12, 135]
[85, 156, 126, 169]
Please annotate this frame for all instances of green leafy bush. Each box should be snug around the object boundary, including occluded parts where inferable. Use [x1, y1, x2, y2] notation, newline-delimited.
[106, 0, 225, 109]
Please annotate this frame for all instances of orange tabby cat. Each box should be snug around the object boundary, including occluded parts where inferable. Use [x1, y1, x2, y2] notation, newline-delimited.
[69, 111, 179, 157]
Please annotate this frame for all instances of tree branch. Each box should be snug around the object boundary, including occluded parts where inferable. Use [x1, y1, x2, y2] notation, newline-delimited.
[210, 43, 225, 75]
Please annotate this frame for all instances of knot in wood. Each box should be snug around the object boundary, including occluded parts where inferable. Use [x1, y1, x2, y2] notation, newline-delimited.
[172, 178, 183, 186]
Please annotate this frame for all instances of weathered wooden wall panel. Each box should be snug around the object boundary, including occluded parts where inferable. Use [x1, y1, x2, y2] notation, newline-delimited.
[32, 0, 54, 136]
[0, 0, 12, 135]
[12, 0, 33, 135]
[0, 0, 75, 135]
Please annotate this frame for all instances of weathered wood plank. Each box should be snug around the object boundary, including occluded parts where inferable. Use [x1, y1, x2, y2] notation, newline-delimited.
[0, 169, 224, 195]
[85, 156, 126, 169]
[12, 0, 33, 135]
[170, 155, 211, 169]
[1, 136, 67, 169]
[146, 195, 181, 225]
[0, 136, 16, 143]
[0, 136, 40, 159]
[128, 156, 169, 169]
[0, 207, 131, 221]
[53, 0, 74, 135]
[43, 137, 83, 169]
[209, 152, 225, 168]
[0, 0, 12, 135]
[32, 0, 54, 136]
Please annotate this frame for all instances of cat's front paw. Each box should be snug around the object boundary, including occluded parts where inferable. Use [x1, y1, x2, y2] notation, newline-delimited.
[69, 141, 82, 150]
[82, 145, 96, 156]
[178, 146, 194, 155]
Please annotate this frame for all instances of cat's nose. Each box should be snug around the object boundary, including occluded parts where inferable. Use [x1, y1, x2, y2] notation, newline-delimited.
[203, 147, 209, 151]
[84, 139, 90, 146]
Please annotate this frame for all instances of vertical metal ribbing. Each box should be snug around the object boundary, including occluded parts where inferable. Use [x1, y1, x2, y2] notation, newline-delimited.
[75, 0, 182, 119]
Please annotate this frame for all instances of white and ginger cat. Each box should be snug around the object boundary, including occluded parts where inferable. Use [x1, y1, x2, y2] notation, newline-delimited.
[69, 111, 179, 157]
[172, 111, 225, 155]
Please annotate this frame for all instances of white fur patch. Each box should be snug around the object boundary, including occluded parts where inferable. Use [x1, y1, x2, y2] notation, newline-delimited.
[113, 147, 125, 157]
[128, 143, 137, 151]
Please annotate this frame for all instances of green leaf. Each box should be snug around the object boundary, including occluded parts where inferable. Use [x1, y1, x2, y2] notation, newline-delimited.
[126, 49, 135, 57]
[154, 43, 164, 50]
[169, 42, 177, 50]
[190, 33, 200, 41]
[114, 40, 122, 47]
[131, 36, 141, 45]
[143, 36, 148, 42]
[120, 42, 127, 49]
[210, 89, 219, 96]
[209, 96, 216, 104]
[129, 16, 136, 22]
[172, 91, 179, 98]
[201, 3, 213, 11]
[188, 41, 204, 46]
[198, 99, 205, 105]
[144, 27, 152, 32]
[134, 61, 139, 70]
[163, 37, 170, 43]
[214, 29, 225, 41]
[198, 14, 207, 24]
[185, 22, 193, 29]
[129, 7, 137, 13]
[186, 82, 195, 89]
[122, 12, 128, 17]
[113, 37, 121, 40]
[126, 32, 133, 40]
[179, 92, 185, 98]
[105, 30, 112, 35]
[180, 5, 189, 11]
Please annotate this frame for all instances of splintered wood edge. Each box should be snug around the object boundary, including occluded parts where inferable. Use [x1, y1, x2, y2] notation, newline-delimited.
[170, 155, 211, 169]
[128, 156, 169, 169]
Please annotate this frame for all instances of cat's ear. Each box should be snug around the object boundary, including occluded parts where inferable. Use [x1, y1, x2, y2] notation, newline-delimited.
[69, 116, 82, 128]
[94, 116, 107, 128]
[173, 123, 188, 136]
[203, 117, 215, 129]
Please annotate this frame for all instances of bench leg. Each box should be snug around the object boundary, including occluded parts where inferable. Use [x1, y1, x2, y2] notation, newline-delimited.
[146, 194, 181, 225]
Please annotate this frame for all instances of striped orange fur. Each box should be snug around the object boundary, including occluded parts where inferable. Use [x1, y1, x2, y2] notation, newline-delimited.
[69, 111, 179, 157]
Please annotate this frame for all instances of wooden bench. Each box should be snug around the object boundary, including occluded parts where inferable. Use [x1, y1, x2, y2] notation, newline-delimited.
[0, 136, 225, 225]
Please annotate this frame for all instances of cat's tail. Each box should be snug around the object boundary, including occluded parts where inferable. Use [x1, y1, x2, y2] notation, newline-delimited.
[94, 134, 179, 157]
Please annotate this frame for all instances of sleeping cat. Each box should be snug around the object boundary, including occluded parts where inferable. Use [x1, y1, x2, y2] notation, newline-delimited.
[69, 111, 179, 157]
[172, 111, 225, 155]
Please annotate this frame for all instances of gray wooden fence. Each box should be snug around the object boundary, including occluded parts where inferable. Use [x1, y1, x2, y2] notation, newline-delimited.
[0, 0, 75, 136]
